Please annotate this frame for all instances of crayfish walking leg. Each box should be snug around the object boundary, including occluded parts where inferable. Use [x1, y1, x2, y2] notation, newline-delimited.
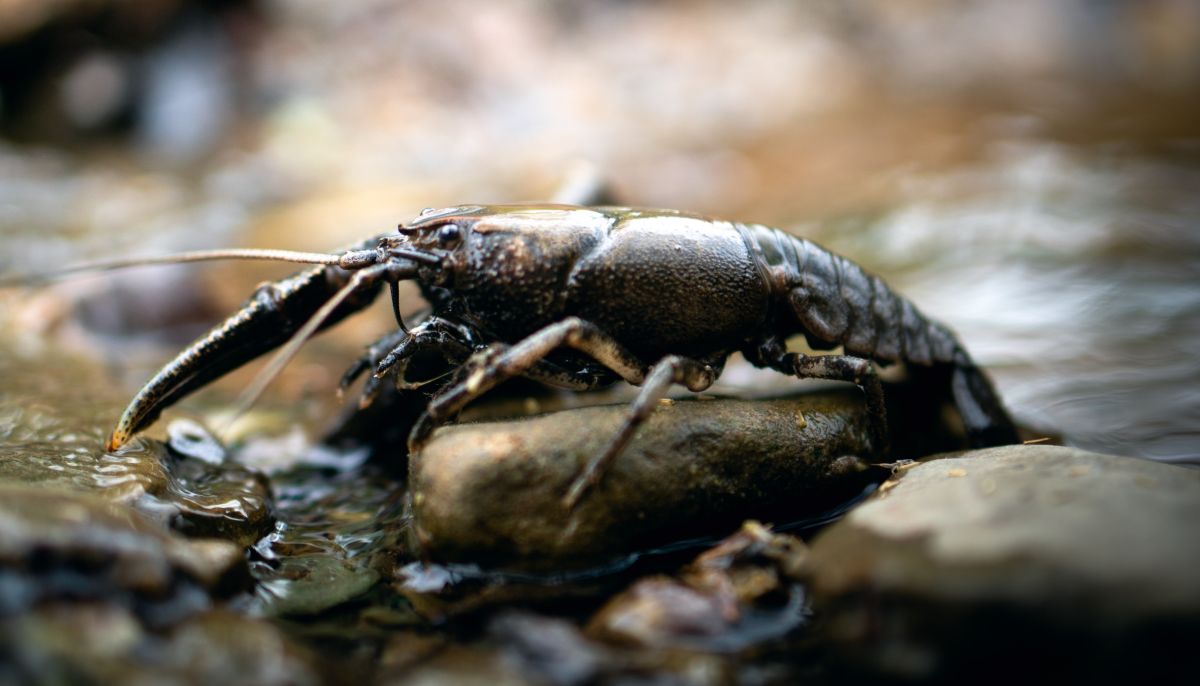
[405, 317, 721, 508]
[562, 354, 719, 509]
[787, 353, 889, 456]
[406, 317, 645, 448]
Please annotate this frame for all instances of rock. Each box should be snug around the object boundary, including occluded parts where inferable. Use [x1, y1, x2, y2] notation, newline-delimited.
[158, 432, 276, 547]
[392, 560, 607, 623]
[380, 643, 537, 686]
[0, 608, 320, 686]
[249, 465, 410, 618]
[259, 556, 381, 618]
[587, 522, 810, 651]
[804, 445, 1200, 683]
[0, 333, 172, 502]
[0, 485, 249, 625]
[491, 612, 607, 686]
[409, 390, 881, 571]
[0, 418, 273, 548]
[589, 577, 733, 647]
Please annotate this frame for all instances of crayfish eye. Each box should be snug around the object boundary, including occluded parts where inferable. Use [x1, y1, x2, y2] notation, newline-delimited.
[436, 224, 462, 248]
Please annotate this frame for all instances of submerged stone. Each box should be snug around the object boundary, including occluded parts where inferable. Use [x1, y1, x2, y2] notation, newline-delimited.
[259, 556, 381, 617]
[804, 445, 1200, 683]
[409, 389, 880, 571]
[250, 466, 409, 618]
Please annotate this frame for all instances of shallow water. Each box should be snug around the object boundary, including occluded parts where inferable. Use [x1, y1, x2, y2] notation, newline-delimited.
[805, 139, 1200, 464]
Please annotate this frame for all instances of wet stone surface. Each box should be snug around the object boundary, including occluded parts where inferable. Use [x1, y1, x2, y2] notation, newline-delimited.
[410, 390, 881, 572]
[388, 523, 822, 686]
[0, 334, 170, 501]
[805, 445, 1200, 683]
[587, 521, 811, 652]
[0, 332, 316, 683]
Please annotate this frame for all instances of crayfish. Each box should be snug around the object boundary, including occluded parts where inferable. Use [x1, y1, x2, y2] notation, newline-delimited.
[95, 205, 1018, 507]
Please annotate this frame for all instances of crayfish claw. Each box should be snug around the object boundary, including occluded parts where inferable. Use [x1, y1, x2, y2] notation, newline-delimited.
[104, 430, 126, 453]
[373, 355, 398, 379]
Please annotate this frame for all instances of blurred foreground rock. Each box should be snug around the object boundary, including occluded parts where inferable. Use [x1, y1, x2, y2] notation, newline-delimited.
[0, 485, 248, 624]
[805, 445, 1200, 684]
[410, 389, 880, 571]
[460, 523, 818, 686]
[0, 607, 319, 686]
[588, 521, 809, 651]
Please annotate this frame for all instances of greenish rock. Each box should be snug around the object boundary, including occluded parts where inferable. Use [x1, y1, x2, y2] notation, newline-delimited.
[805, 445, 1200, 683]
[410, 390, 880, 571]
[259, 556, 381, 617]
[250, 466, 409, 617]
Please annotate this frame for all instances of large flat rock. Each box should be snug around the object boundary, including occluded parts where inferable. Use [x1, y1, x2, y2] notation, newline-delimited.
[805, 445, 1200, 682]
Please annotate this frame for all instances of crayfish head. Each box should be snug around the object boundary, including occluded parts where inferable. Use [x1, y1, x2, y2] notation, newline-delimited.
[398, 204, 610, 285]
[391, 205, 492, 288]
[396, 205, 610, 338]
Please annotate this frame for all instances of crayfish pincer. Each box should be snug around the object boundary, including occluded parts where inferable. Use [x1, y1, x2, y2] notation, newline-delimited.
[104, 205, 1018, 506]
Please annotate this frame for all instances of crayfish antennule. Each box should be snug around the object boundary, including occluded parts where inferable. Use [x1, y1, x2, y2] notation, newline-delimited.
[337, 249, 381, 270]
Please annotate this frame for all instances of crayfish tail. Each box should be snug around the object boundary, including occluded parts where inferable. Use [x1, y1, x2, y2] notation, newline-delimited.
[950, 350, 1020, 447]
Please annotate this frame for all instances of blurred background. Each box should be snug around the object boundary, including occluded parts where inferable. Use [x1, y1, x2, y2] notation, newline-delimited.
[1, 0, 1197, 463]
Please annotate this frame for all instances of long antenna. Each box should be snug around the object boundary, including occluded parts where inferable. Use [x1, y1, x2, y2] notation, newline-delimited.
[0, 248, 346, 287]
